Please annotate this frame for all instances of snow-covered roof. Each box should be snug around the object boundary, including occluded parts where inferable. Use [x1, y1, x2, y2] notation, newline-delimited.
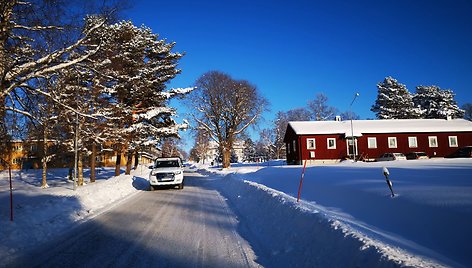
[288, 119, 472, 137]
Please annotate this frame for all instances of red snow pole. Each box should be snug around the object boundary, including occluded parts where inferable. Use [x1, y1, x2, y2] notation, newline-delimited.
[297, 159, 308, 203]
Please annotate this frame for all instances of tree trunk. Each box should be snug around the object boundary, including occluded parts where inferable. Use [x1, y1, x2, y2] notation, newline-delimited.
[41, 158, 48, 188]
[134, 151, 139, 169]
[77, 150, 83, 186]
[0, 2, 15, 81]
[90, 142, 96, 183]
[222, 147, 231, 168]
[68, 166, 73, 180]
[115, 151, 121, 176]
[125, 150, 132, 175]
[41, 129, 48, 188]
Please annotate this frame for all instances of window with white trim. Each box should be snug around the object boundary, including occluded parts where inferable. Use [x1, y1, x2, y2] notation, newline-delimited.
[327, 138, 336, 149]
[408, 137, 418, 148]
[388, 137, 397, 148]
[367, 137, 377, 149]
[310, 151, 316, 158]
[448, 136, 458, 147]
[307, 138, 316, 149]
[428, 136, 438, 147]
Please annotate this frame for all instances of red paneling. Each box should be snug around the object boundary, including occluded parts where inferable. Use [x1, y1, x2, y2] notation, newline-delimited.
[358, 132, 472, 158]
[288, 131, 472, 163]
[299, 134, 347, 160]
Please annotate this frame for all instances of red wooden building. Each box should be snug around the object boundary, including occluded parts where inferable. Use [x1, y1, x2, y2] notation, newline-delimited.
[284, 118, 472, 165]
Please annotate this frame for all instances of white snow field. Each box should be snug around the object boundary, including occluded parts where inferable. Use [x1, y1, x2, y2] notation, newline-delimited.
[1, 158, 471, 267]
[201, 158, 472, 268]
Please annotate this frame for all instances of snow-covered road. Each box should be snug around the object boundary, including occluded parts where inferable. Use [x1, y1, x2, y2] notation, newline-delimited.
[10, 172, 259, 268]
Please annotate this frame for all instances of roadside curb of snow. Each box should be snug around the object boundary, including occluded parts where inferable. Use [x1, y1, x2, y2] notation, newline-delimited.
[1, 169, 148, 267]
[212, 172, 445, 268]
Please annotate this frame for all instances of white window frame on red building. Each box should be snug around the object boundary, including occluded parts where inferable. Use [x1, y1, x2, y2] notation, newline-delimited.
[408, 136, 418, 148]
[307, 138, 316, 149]
[428, 136, 438, 147]
[448, 136, 458, 147]
[388, 137, 397, 148]
[367, 137, 377, 149]
[327, 138, 336, 149]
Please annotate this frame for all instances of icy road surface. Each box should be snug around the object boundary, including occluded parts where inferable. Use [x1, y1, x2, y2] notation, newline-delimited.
[12, 172, 259, 267]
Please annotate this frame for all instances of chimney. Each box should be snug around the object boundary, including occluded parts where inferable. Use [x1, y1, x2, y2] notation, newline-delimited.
[335, 115, 341, 121]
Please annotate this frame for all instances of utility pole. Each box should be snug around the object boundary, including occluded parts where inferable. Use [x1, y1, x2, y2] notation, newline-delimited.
[349, 93, 359, 161]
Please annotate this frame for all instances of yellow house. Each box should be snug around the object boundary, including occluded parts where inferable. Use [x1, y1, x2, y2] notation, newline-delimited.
[0, 140, 25, 170]
[0, 140, 160, 170]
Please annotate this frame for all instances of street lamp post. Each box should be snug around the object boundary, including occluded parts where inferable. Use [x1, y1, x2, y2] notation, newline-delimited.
[349, 93, 359, 161]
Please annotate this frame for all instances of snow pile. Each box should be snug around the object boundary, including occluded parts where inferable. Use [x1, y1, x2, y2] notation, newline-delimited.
[199, 158, 472, 267]
[0, 167, 150, 265]
[1, 159, 471, 267]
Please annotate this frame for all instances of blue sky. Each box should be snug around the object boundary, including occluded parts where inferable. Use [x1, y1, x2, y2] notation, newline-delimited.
[126, 0, 472, 146]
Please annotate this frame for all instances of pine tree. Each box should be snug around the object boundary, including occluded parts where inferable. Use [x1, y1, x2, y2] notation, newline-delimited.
[83, 19, 193, 175]
[371, 76, 421, 119]
[463, 103, 472, 121]
[413, 86, 464, 119]
[50, 18, 193, 182]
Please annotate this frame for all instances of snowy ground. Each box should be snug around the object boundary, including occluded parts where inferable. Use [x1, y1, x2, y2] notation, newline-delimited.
[202, 158, 472, 268]
[1, 159, 471, 267]
[0, 166, 150, 265]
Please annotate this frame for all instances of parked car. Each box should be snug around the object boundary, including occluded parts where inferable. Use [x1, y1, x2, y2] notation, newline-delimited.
[405, 152, 429, 160]
[376, 152, 407, 161]
[149, 157, 185, 190]
[446, 146, 472, 158]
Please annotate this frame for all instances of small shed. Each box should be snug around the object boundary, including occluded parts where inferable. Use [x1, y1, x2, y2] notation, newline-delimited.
[284, 118, 472, 165]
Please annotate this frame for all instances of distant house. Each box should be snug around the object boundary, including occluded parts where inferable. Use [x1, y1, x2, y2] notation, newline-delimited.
[0, 140, 66, 170]
[201, 140, 246, 164]
[284, 118, 472, 165]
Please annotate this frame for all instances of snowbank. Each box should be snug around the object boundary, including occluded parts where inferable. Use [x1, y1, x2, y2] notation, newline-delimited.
[198, 158, 472, 267]
[211, 175, 442, 267]
[0, 167, 150, 265]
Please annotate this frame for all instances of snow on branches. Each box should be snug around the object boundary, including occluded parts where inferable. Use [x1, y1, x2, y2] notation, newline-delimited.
[371, 76, 463, 120]
[413, 85, 464, 119]
[1, 0, 193, 183]
[371, 76, 420, 119]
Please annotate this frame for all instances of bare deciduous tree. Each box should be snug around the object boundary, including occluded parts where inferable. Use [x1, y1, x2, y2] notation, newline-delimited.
[190, 128, 210, 163]
[307, 93, 338, 121]
[188, 71, 268, 168]
[271, 108, 311, 160]
[160, 137, 184, 158]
